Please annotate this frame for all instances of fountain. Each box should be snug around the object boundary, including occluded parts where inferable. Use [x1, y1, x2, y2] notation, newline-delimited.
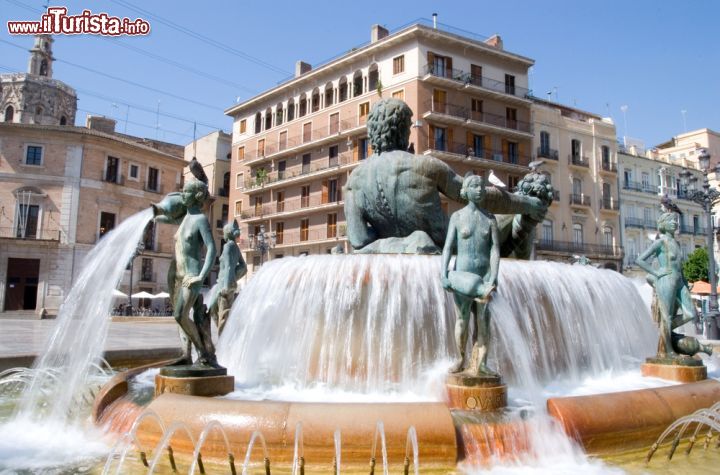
[1, 99, 719, 474]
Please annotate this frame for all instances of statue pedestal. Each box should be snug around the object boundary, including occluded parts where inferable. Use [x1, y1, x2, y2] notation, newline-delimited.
[641, 356, 707, 383]
[155, 365, 234, 397]
[445, 373, 507, 412]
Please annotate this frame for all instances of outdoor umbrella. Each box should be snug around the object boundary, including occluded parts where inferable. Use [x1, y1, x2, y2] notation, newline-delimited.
[131, 291, 156, 299]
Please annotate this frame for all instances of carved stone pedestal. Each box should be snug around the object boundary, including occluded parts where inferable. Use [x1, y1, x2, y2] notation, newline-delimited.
[641, 356, 707, 383]
[445, 373, 507, 412]
[155, 365, 234, 397]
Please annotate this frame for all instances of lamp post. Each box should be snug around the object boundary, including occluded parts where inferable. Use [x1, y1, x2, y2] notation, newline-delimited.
[679, 149, 720, 340]
[125, 241, 145, 316]
[250, 224, 276, 266]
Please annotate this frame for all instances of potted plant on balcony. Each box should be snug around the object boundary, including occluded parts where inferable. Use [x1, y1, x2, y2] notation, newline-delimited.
[255, 168, 268, 187]
[338, 224, 347, 237]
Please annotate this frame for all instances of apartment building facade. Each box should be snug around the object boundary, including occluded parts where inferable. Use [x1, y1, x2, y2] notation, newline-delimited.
[618, 145, 704, 276]
[227, 22, 535, 272]
[531, 99, 623, 270]
[184, 130, 232, 285]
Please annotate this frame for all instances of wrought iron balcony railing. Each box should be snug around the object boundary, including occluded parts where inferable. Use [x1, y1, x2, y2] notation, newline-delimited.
[537, 147, 559, 160]
[535, 239, 621, 257]
[569, 194, 591, 206]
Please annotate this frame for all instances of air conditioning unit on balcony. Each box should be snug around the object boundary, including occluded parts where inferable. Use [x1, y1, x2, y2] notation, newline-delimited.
[493, 154, 503, 162]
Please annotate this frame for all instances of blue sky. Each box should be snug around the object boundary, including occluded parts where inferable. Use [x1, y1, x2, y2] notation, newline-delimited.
[1, 0, 718, 148]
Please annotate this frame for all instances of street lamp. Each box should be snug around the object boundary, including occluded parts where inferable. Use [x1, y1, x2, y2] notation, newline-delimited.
[679, 148, 720, 340]
[249, 224, 276, 266]
[125, 241, 145, 316]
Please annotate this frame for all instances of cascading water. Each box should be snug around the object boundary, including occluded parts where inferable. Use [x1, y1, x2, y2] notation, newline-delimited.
[0, 208, 153, 472]
[218, 255, 656, 399]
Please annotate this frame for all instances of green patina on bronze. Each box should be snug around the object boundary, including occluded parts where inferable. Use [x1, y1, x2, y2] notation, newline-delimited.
[344, 98, 551, 255]
[636, 211, 713, 362]
[153, 178, 220, 368]
[442, 174, 499, 376]
[207, 219, 247, 335]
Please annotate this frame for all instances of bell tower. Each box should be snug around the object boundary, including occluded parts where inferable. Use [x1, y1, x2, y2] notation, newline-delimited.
[27, 34, 54, 78]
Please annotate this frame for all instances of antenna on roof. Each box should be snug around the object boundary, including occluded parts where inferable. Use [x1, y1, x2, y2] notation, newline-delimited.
[432, 13, 438, 29]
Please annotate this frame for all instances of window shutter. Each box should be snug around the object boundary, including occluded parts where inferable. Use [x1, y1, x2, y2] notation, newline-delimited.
[353, 140, 358, 162]
[502, 139, 508, 161]
[321, 180, 328, 204]
[518, 142, 525, 165]
[448, 128, 454, 150]
[427, 51, 435, 69]
[466, 131, 473, 149]
[446, 57, 453, 77]
[484, 135, 492, 155]
[429, 125, 436, 149]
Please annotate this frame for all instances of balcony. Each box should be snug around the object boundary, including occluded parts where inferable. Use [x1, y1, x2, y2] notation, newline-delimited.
[244, 155, 356, 192]
[569, 194, 591, 207]
[101, 171, 125, 185]
[625, 217, 645, 228]
[601, 161, 618, 173]
[623, 181, 643, 192]
[568, 154, 590, 168]
[241, 194, 343, 221]
[144, 183, 163, 194]
[425, 139, 531, 169]
[0, 227, 61, 241]
[536, 147, 559, 161]
[423, 99, 532, 137]
[422, 64, 531, 102]
[243, 227, 346, 250]
[140, 272, 155, 282]
[600, 198, 620, 211]
[240, 115, 364, 166]
[535, 239, 621, 257]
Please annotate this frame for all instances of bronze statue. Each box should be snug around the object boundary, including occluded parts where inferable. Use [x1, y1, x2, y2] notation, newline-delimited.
[154, 178, 219, 367]
[208, 219, 246, 335]
[442, 174, 500, 376]
[636, 211, 712, 359]
[343, 98, 549, 255]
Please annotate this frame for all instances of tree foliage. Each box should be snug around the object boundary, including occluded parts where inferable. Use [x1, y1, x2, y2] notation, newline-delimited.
[683, 247, 709, 283]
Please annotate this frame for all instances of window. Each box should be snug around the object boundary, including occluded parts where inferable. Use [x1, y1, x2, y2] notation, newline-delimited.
[470, 64, 482, 86]
[573, 178, 582, 196]
[339, 77, 348, 102]
[471, 98, 483, 121]
[603, 227, 613, 247]
[392, 90, 404, 101]
[299, 94, 308, 116]
[147, 167, 159, 192]
[393, 55, 405, 74]
[358, 138, 369, 160]
[540, 131, 550, 155]
[239, 119, 247, 134]
[328, 178, 339, 202]
[303, 122, 312, 143]
[428, 52, 452, 78]
[105, 156, 119, 182]
[693, 214, 700, 231]
[99, 212, 116, 238]
[300, 219, 309, 241]
[504, 74, 516, 95]
[254, 196, 263, 215]
[301, 185, 310, 207]
[237, 146, 245, 161]
[572, 223, 583, 245]
[128, 163, 139, 180]
[302, 154, 311, 174]
[60, 115, 67, 125]
[432, 89, 447, 113]
[359, 102, 370, 123]
[221, 204, 229, 224]
[327, 213, 337, 238]
[506, 107, 518, 129]
[275, 222, 284, 244]
[507, 141, 519, 164]
[287, 100, 295, 121]
[644, 207, 653, 225]
[541, 220, 553, 244]
[329, 145, 339, 167]
[508, 175, 520, 191]
[4, 106, 14, 122]
[234, 200, 242, 216]
[311, 88, 320, 113]
[143, 221, 155, 250]
[275, 105, 284, 127]
[141, 258, 153, 282]
[15, 204, 39, 238]
[353, 70, 363, 96]
[433, 127, 447, 151]
[641, 172, 650, 190]
[571, 139, 581, 160]
[257, 139, 265, 157]
[368, 64, 379, 91]
[25, 145, 43, 166]
[254, 112, 262, 134]
[602, 145, 610, 166]
[602, 182, 611, 204]
[264, 108, 272, 130]
[279, 131, 287, 151]
[276, 191, 285, 212]
[277, 160, 286, 179]
[325, 83, 334, 108]
[471, 134, 484, 158]
[235, 173, 244, 189]
[329, 113, 339, 134]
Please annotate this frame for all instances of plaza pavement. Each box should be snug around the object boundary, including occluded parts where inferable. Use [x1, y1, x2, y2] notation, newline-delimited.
[0, 317, 182, 370]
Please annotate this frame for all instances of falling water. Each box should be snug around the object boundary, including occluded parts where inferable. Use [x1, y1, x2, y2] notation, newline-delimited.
[218, 255, 656, 398]
[0, 209, 153, 472]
